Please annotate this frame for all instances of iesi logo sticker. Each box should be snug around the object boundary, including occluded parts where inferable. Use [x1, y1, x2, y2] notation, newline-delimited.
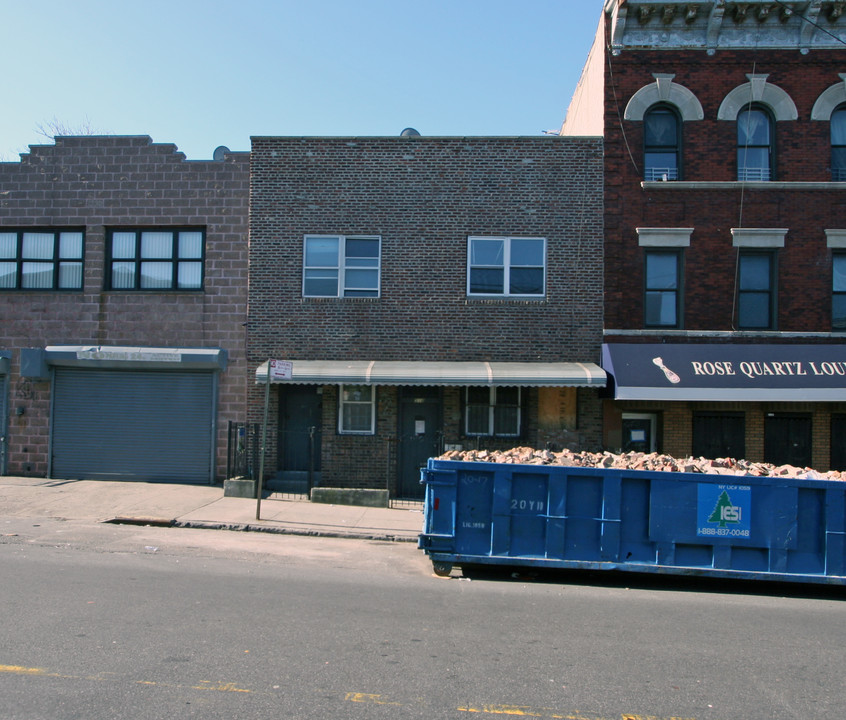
[697, 484, 752, 538]
[708, 489, 741, 527]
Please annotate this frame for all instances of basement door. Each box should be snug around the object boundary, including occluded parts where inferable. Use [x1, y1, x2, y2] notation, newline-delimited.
[51, 368, 216, 483]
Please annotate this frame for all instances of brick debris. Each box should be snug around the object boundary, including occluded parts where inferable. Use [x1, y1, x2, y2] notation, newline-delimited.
[437, 446, 844, 481]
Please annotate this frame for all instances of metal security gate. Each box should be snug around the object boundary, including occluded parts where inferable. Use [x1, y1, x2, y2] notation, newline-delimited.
[51, 368, 216, 483]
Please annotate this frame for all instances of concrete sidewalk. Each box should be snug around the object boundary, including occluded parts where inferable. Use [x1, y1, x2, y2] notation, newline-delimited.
[0, 476, 424, 543]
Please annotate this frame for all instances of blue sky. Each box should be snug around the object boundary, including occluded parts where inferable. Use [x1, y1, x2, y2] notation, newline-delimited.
[1, 1, 603, 161]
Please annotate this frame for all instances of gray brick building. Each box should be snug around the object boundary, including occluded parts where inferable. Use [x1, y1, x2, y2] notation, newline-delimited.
[0, 136, 249, 482]
[248, 135, 606, 497]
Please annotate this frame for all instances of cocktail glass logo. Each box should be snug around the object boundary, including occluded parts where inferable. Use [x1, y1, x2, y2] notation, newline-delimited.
[652, 356, 681, 384]
[697, 484, 751, 538]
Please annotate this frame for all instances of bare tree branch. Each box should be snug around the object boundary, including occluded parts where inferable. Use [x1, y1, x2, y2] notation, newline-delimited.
[34, 116, 109, 140]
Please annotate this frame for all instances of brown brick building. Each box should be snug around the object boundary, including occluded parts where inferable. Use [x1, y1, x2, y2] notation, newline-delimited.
[0, 136, 249, 482]
[563, 0, 846, 470]
[248, 135, 606, 497]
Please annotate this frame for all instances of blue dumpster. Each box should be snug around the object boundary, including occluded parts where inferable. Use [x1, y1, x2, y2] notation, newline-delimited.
[418, 459, 846, 585]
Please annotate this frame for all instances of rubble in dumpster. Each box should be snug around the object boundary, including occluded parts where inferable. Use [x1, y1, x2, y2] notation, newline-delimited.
[436, 446, 845, 481]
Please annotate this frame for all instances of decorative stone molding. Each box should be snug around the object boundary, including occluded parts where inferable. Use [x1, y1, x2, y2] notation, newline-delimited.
[811, 74, 846, 121]
[731, 228, 788, 247]
[826, 229, 846, 248]
[637, 227, 694, 247]
[717, 74, 799, 121]
[624, 74, 705, 121]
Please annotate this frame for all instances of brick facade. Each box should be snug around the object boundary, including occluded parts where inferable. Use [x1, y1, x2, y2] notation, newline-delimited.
[575, 3, 846, 470]
[248, 136, 605, 492]
[0, 136, 249, 480]
[604, 49, 846, 331]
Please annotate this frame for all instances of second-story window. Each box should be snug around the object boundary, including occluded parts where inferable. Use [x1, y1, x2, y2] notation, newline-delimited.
[467, 237, 545, 297]
[833, 254, 846, 331]
[831, 106, 846, 181]
[0, 229, 84, 290]
[303, 235, 380, 298]
[643, 105, 680, 181]
[644, 250, 681, 328]
[737, 106, 774, 181]
[737, 252, 776, 329]
[107, 229, 204, 290]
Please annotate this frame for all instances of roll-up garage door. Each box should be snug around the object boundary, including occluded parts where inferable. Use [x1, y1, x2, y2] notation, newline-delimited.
[51, 368, 215, 483]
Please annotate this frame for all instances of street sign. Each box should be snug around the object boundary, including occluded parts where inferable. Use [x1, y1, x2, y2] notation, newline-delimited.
[268, 359, 293, 380]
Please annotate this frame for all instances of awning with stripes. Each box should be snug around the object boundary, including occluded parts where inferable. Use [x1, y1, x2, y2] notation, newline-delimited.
[255, 360, 606, 387]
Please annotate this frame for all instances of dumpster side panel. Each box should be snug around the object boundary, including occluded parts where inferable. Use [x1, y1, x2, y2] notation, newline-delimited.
[417, 459, 846, 585]
[620, 476, 655, 563]
[419, 468, 458, 553]
[454, 467, 495, 555]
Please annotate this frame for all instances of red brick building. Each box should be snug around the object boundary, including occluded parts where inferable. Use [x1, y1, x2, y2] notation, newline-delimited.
[0, 137, 249, 482]
[248, 135, 606, 497]
[563, 0, 846, 469]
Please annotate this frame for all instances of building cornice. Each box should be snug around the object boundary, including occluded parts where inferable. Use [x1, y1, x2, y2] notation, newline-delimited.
[607, 1, 846, 55]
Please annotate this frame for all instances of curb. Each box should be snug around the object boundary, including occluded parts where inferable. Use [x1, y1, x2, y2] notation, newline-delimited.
[105, 516, 419, 543]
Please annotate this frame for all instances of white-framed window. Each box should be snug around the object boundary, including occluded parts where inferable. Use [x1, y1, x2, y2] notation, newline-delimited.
[465, 387, 521, 437]
[303, 235, 380, 298]
[339, 385, 375, 434]
[737, 251, 776, 330]
[467, 236, 545, 297]
[644, 250, 682, 328]
[0, 229, 84, 290]
[107, 228, 204, 290]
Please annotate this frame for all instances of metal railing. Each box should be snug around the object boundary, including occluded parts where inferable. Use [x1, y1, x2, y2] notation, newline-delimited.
[737, 166, 771, 181]
[226, 421, 260, 481]
[226, 422, 427, 507]
[644, 166, 678, 182]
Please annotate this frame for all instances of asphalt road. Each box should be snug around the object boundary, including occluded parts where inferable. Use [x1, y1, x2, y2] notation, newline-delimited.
[2, 519, 845, 720]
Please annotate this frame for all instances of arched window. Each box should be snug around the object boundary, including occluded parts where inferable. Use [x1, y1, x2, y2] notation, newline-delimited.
[737, 105, 774, 181]
[643, 104, 681, 181]
[831, 105, 846, 181]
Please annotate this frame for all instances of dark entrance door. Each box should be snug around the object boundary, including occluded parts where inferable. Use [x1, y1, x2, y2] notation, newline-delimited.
[621, 413, 656, 453]
[764, 413, 812, 468]
[692, 413, 745, 460]
[276, 385, 322, 491]
[397, 388, 442, 500]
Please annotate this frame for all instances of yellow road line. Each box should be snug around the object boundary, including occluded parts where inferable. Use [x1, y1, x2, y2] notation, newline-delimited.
[345, 692, 402, 705]
[2, 663, 251, 694]
[457, 707, 613, 719]
[193, 680, 251, 693]
[0, 665, 47, 675]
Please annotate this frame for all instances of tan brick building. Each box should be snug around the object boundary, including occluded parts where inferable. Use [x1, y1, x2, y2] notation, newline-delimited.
[0, 136, 249, 482]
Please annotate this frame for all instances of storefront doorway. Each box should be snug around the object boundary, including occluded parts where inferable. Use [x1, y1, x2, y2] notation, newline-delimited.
[621, 412, 658, 453]
[764, 413, 812, 468]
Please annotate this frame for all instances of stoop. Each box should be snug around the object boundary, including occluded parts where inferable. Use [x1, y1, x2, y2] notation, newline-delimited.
[224, 476, 257, 499]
